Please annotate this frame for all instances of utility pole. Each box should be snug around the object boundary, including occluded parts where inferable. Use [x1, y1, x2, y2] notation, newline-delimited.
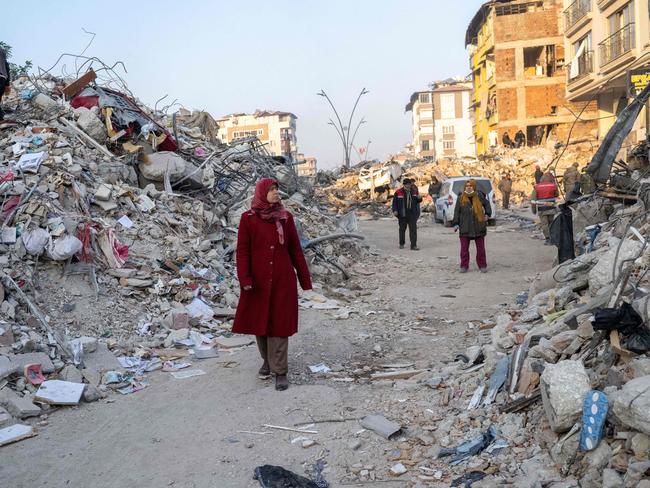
[318, 88, 369, 168]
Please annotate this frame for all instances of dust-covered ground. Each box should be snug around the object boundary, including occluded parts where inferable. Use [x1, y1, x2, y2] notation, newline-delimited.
[0, 213, 555, 488]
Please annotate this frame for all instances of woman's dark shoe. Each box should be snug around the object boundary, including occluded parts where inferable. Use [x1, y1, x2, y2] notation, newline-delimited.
[258, 361, 270, 378]
[275, 374, 289, 391]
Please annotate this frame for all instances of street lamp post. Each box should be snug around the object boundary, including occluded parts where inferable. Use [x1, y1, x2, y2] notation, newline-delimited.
[317, 88, 369, 168]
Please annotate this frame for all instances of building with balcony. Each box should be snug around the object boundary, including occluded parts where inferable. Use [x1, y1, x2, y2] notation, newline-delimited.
[216, 110, 298, 162]
[466, 0, 600, 155]
[563, 0, 650, 141]
[405, 80, 476, 159]
[295, 154, 317, 177]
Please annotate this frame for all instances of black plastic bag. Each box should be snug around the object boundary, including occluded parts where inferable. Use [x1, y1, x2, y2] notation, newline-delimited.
[254, 465, 320, 488]
[593, 302, 650, 353]
[593, 302, 643, 335]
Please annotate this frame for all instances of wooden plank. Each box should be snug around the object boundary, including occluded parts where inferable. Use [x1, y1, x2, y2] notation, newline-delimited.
[62, 69, 97, 98]
[58, 117, 114, 158]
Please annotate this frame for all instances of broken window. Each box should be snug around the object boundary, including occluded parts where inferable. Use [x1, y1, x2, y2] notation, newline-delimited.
[419, 93, 430, 104]
[526, 124, 555, 146]
[421, 140, 430, 151]
[523, 45, 558, 77]
[495, 1, 543, 16]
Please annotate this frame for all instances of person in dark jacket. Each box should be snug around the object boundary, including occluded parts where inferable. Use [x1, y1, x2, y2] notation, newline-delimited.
[0, 47, 10, 120]
[514, 129, 526, 148]
[502, 132, 514, 148]
[392, 178, 422, 250]
[452, 179, 491, 273]
[427, 176, 442, 199]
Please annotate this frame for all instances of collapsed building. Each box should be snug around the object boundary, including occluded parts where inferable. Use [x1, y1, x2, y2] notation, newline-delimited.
[0, 58, 368, 435]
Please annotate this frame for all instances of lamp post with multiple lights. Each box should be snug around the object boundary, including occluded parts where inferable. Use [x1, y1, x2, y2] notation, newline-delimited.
[317, 88, 368, 168]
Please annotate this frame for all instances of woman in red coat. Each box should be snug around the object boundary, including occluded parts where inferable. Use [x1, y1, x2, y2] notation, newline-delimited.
[232, 178, 312, 390]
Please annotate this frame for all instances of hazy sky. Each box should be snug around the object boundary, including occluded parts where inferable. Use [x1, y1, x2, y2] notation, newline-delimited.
[4, 0, 484, 168]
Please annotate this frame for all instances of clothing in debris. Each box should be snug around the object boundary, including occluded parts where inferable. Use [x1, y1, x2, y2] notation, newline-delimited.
[563, 163, 580, 195]
[392, 179, 421, 249]
[233, 178, 312, 340]
[498, 176, 512, 210]
[453, 180, 491, 270]
[514, 129, 526, 148]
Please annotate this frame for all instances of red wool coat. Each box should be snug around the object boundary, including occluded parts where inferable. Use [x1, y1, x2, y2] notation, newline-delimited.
[232, 210, 312, 337]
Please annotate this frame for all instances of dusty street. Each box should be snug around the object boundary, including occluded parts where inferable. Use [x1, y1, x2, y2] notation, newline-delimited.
[1, 215, 555, 488]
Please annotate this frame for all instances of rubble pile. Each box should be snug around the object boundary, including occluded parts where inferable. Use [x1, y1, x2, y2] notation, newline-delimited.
[362, 190, 650, 486]
[0, 66, 368, 438]
[319, 142, 597, 216]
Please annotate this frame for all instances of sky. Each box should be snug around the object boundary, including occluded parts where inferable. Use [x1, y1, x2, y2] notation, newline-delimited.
[4, 0, 485, 169]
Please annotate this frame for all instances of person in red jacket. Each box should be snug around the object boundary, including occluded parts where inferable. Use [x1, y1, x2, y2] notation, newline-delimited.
[232, 178, 312, 391]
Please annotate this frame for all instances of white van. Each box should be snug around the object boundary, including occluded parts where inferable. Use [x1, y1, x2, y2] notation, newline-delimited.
[434, 176, 497, 227]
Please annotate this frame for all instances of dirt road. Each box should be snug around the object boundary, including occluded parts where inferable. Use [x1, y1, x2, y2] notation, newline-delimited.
[1, 216, 555, 488]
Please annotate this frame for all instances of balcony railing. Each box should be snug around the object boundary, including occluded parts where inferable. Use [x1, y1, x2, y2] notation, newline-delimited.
[599, 23, 635, 66]
[568, 50, 594, 82]
[564, 0, 591, 30]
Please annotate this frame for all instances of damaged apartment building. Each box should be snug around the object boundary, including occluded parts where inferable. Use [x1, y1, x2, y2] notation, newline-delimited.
[216, 110, 298, 162]
[466, 0, 600, 155]
[563, 0, 650, 147]
[405, 80, 475, 159]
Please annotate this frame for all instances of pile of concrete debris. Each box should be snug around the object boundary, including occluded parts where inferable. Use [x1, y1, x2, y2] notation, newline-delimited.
[393, 190, 650, 486]
[0, 66, 367, 444]
[319, 142, 597, 216]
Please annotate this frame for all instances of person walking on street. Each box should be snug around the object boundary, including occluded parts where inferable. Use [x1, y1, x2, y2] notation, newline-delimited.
[392, 178, 422, 250]
[498, 174, 512, 210]
[428, 176, 442, 199]
[532, 171, 559, 244]
[0, 47, 11, 121]
[453, 179, 491, 273]
[534, 165, 543, 184]
[232, 178, 312, 391]
[563, 162, 580, 195]
[514, 129, 526, 148]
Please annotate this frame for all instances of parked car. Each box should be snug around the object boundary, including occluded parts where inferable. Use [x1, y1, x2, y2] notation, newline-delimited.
[434, 176, 497, 227]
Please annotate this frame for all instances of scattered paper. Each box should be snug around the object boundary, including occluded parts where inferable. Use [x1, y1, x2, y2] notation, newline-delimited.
[13, 151, 48, 173]
[171, 369, 206, 379]
[309, 363, 331, 374]
[117, 215, 134, 229]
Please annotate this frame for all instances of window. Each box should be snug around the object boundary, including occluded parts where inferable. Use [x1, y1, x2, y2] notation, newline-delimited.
[419, 93, 430, 104]
[442, 125, 455, 135]
[609, 1, 634, 35]
[421, 140, 430, 151]
[440, 94, 455, 119]
[443, 141, 455, 150]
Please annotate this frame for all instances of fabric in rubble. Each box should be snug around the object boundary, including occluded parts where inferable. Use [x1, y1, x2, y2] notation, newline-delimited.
[549, 203, 575, 264]
[438, 425, 498, 464]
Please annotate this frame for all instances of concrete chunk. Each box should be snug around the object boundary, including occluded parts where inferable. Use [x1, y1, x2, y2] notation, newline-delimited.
[0, 389, 41, 419]
[612, 375, 650, 435]
[83, 343, 122, 373]
[540, 360, 590, 433]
